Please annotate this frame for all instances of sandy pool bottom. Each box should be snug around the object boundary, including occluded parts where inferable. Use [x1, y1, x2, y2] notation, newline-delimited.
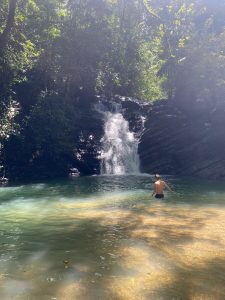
[0, 201, 225, 300]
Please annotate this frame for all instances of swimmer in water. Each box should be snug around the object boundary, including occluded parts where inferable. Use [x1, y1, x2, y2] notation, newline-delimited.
[152, 174, 173, 199]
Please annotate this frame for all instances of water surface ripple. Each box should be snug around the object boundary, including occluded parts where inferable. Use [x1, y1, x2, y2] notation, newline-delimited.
[0, 175, 225, 300]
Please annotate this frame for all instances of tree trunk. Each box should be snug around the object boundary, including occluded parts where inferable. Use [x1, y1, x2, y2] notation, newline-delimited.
[0, 0, 18, 54]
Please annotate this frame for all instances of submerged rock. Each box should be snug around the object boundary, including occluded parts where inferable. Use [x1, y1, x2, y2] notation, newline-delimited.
[0, 177, 9, 185]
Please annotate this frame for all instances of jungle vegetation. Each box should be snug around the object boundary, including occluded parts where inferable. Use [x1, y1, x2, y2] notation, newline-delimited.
[0, 0, 225, 179]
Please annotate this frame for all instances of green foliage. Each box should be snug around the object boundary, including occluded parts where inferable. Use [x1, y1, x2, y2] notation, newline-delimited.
[137, 35, 166, 100]
[0, 99, 19, 139]
[0, 0, 224, 105]
[5, 93, 78, 179]
[27, 94, 76, 159]
[0, 0, 225, 179]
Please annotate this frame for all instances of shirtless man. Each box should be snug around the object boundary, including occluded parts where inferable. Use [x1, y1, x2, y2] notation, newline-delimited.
[152, 174, 173, 199]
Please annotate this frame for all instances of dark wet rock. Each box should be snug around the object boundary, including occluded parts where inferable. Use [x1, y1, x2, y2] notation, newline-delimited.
[139, 99, 225, 179]
[100, 95, 151, 137]
[71, 96, 103, 176]
[4, 93, 104, 181]
[5, 92, 225, 181]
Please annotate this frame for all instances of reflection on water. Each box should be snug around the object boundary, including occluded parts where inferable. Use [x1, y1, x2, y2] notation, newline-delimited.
[0, 175, 225, 299]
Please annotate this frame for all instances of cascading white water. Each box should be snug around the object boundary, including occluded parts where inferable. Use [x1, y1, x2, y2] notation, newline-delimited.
[99, 104, 140, 175]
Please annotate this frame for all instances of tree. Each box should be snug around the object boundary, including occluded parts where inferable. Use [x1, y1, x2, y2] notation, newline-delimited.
[0, 0, 18, 54]
[1, 0, 225, 180]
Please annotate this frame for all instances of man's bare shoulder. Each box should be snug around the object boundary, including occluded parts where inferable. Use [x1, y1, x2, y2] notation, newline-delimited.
[156, 180, 165, 186]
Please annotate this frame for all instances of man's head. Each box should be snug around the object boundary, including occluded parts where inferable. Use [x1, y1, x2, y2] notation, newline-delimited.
[154, 174, 161, 181]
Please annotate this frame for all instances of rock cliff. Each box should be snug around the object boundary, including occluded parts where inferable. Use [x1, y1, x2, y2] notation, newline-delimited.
[139, 99, 225, 179]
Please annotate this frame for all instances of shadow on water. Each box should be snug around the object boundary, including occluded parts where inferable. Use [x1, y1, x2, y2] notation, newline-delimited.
[1, 175, 225, 299]
[115, 207, 225, 300]
[1, 205, 225, 299]
[153, 257, 225, 300]
[0, 217, 126, 299]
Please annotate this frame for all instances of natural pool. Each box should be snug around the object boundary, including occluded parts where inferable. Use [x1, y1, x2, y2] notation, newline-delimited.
[0, 175, 225, 300]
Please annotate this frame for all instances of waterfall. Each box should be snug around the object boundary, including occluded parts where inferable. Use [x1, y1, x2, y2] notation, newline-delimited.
[98, 103, 140, 175]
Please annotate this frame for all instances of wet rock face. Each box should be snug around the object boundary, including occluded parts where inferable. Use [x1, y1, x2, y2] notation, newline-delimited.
[77, 95, 225, 179]
[73, 95, 149, 176]
[6, 93, 225, 181]
[139, 99, 225, 179]
[112, 95, 151, 138]
[4, 93, 104, 181]
[68, 95, 148, 176]
[98, 95, 151, 138]
[69, 95, 104, 176]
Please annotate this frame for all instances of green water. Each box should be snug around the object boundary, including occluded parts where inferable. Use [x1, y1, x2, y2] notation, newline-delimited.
[0, 175, 225, 300]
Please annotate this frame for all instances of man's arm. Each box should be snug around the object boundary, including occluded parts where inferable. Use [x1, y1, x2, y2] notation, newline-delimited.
[164, 181, 173, 192]
[152, 183, 156, 196]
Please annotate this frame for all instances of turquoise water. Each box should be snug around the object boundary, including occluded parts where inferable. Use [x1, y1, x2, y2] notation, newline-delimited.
[0, 175, 225, 300]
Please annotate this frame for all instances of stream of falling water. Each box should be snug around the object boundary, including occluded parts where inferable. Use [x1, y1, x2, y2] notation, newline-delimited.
[99, 103, 140, 175]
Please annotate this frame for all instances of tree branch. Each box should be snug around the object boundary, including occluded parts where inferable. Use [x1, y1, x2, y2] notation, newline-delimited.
[0, 0, 18, 54]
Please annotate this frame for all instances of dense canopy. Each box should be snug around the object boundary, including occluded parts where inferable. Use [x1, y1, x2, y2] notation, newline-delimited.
[0, 0, 225, 180]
